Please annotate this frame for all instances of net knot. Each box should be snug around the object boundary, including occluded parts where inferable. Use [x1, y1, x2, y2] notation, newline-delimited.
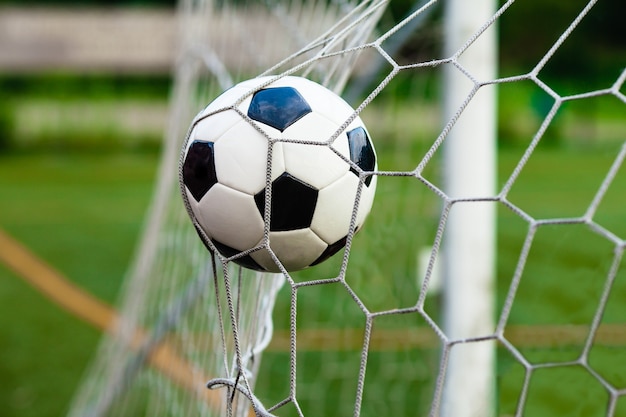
[207, 377, 277, 417]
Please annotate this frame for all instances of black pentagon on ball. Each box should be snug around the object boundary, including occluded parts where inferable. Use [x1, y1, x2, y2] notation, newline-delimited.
[254, 172, 318, 232]
[310, 236, 348, 267]
[347, 127, 376, 187]
[183, 140, 218, 202]
[248, 87, 312, 132]
[211, 238, 267, 272]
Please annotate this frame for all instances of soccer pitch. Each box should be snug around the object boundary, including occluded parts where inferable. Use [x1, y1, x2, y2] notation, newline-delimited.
[0, 152, 158, 417]
[1, 140, 624, 416]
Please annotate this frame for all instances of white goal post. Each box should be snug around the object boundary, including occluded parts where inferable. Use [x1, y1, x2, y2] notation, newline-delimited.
[441, 0, 497, 416]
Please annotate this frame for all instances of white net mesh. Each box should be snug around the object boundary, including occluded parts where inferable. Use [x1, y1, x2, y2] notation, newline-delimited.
[69, 0, 626, 416]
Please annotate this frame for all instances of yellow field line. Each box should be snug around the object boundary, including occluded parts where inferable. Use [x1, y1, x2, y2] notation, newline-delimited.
[2, 227, 625, 411]
[268, 323, 626, 352]
[0, 229, 115, 330]
[4, 223, 622, 353]
[0, 229, 243, 415]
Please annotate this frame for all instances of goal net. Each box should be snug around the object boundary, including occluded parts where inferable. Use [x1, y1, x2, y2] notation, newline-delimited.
[69, 0, 626, 416]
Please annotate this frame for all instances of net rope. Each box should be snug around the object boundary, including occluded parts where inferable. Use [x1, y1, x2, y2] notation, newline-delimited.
[69, 0, 626, 416]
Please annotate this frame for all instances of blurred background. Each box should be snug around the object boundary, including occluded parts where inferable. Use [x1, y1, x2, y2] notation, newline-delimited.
[0, 0, 624, 416]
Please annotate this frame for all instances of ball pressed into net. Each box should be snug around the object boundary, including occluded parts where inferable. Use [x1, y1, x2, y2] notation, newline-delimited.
[180, 75, 377, 272]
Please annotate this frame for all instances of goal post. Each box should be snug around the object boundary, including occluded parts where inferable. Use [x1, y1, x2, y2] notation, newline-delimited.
[441, 0, 498, 416]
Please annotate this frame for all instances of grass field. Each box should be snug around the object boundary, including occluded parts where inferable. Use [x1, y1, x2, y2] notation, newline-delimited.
[1, 134, 625, 416]
[0, 150, 159, 417]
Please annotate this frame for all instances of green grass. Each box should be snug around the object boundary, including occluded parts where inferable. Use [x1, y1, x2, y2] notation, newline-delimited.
[1, 140, 625, 416]
[0, 150, 159, 417]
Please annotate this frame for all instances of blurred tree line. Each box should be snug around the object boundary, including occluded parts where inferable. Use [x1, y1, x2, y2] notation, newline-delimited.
[387, 0, 624, 88]
[1, 0, 622, 85]
[0, 0, 621, 150]
[498, 0, 625, 88]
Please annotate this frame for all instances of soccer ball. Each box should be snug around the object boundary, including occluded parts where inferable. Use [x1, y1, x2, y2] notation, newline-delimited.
[180, 75, 377, 272]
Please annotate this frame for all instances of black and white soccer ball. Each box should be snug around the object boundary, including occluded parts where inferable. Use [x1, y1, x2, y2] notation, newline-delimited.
[180, 75, 377, 272]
